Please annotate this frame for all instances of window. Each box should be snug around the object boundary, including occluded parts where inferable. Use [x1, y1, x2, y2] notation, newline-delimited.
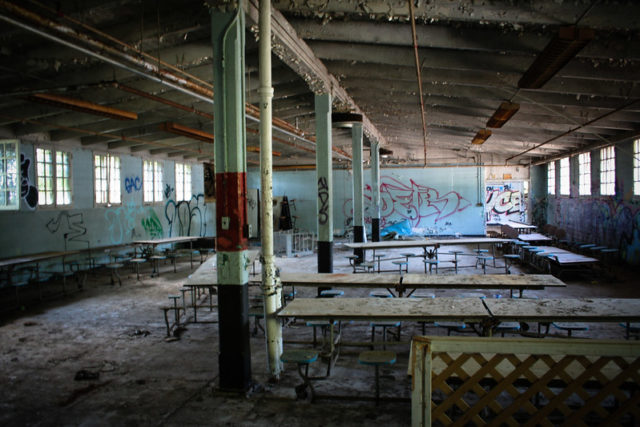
[547, 162, 555, 195]
[143, 160, 164, 203]
[634, 139, 640, 196]
[175, 163, 191, 201]
[559, 157, 570, 195]
[600, 146, 615, 196]
[94, 153, 121, 205]
[36, 147, 71, 206]
[578, 152, 591, 196]
[0, 139, 19, 210]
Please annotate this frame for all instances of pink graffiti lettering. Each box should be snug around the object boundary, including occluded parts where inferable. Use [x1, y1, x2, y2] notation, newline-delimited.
[345, 176, 471, 228]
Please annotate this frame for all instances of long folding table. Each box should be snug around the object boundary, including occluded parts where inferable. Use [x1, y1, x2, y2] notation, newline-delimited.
[278, 272, 565, 298]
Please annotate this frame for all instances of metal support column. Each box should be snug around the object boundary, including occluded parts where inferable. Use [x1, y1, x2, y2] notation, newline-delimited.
[211, 3, 251, 392]
[370, 141, 381, 242]
[259, 0, 282, 379]
[352, 122, 365, 262]
[316, 94, 333, 273]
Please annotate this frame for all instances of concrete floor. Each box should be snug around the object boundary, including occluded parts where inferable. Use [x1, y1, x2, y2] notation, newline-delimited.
[1, 239, 638, 426]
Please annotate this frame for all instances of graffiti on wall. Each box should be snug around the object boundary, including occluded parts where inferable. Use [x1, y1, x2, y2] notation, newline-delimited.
[105, 202, 164, 244]
[485, 183, 525, 223]
[20, 153, 38, 210]
[46, 211, 88, 245]
[203, 162, 215, 202]
[318, 177, 329, 225]
[550, 197, 640, 264]
[141, 210, 163, 239]
[343, 176, 471, 232]
[124, 176, 142, 193]
[164, 184, 174, 199]
[164, 193, 208, 237]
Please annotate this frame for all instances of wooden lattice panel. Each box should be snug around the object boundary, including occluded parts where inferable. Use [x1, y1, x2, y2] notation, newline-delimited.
[411, 337, 640, 426]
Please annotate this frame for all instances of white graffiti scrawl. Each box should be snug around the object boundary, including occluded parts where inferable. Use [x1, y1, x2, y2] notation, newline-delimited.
[344, 176, 471, 229]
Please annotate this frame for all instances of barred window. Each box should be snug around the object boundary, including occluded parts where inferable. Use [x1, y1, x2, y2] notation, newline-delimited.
[143, 160, 164, 203]
[600, 146, 615, 196]
[634, 139, 640, 196]
[559, 157, 570, 195]
[94, 153, 121, 205]
[36, 147, 71, 206]
[578, 152, 591, 196]
[175, 163, 191, 201]
[0, 140, 19, 210]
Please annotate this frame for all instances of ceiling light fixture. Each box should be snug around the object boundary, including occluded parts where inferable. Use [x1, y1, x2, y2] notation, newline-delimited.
[27, 93, 138, 120]
[518, 26, 594, 89]
[331, 112, 363, 129]
[486, 101, 520, 128]
[380, 147, 393, 158]
[471, 129, 492, 145]
[160, 122, 213, 143]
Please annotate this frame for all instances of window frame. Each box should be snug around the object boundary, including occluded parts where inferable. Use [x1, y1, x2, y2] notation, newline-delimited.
[175, 162, 192, 202]
[35, 146, 73, 208]
[94, 152, 122, 207]
[600, 146, 616, 196]
[634, 139, 640, 197]
[559, 157, 570, 196]
[0, 139, 20, 211]
[578, 152, 591, 196]
[143, 159, 164, 204]
[547, 161, 556, 195]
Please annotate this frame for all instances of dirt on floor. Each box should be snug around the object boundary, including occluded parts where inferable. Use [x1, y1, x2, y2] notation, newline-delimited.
[1, 239, 638, 426]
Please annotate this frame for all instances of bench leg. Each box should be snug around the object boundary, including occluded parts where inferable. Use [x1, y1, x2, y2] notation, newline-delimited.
[296, 363, 315, 402]
[374, 365, 380, 405]
[163, 309, 171, 337]
[111, 268, 122, 286]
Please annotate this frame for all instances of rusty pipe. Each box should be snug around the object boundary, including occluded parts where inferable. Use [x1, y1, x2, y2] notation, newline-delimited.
[0, 1, 352, 160]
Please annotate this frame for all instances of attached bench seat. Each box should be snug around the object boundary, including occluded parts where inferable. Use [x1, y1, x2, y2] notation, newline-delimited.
[281, 349, 319, 401]
[358, 350, 397, 405]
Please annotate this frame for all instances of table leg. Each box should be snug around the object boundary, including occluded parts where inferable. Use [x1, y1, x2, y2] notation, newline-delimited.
[61, 255, 67, 295]
[192, 287, 198, 322]
[189, 241, 194, 269]
[492, 244, 496, 267]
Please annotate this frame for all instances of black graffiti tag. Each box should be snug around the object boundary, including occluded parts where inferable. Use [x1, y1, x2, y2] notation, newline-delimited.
[20, 154, 38, 209]
[318, 177, 329, 225]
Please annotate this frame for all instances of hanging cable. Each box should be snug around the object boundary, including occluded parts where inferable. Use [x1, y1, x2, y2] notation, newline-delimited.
[408, 0, 428, 166]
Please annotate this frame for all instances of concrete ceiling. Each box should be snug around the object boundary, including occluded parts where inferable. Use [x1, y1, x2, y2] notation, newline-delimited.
[0, 0, 638, 168]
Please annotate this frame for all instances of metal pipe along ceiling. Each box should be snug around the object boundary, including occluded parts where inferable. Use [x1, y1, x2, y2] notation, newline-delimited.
[0, 1, 353, 161]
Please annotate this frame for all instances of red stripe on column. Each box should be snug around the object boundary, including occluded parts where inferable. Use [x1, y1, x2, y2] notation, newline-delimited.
[216, 172, 248, 252]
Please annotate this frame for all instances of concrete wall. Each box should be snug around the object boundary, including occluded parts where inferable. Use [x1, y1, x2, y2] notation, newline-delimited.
[532, 140, 640, 265]
[249, 165, 486, 237]
[0, 139, 214, 259]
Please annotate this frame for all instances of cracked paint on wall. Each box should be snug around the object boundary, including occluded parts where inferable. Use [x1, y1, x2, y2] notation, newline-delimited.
[549, 197, 640, 265]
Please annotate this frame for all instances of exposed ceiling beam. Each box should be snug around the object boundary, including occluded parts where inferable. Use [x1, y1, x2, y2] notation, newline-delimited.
[289, 19, 640, 61]
[272, 0, 640, 31]
[310, 42, 640, 83]
[244, 0, 387, 146]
